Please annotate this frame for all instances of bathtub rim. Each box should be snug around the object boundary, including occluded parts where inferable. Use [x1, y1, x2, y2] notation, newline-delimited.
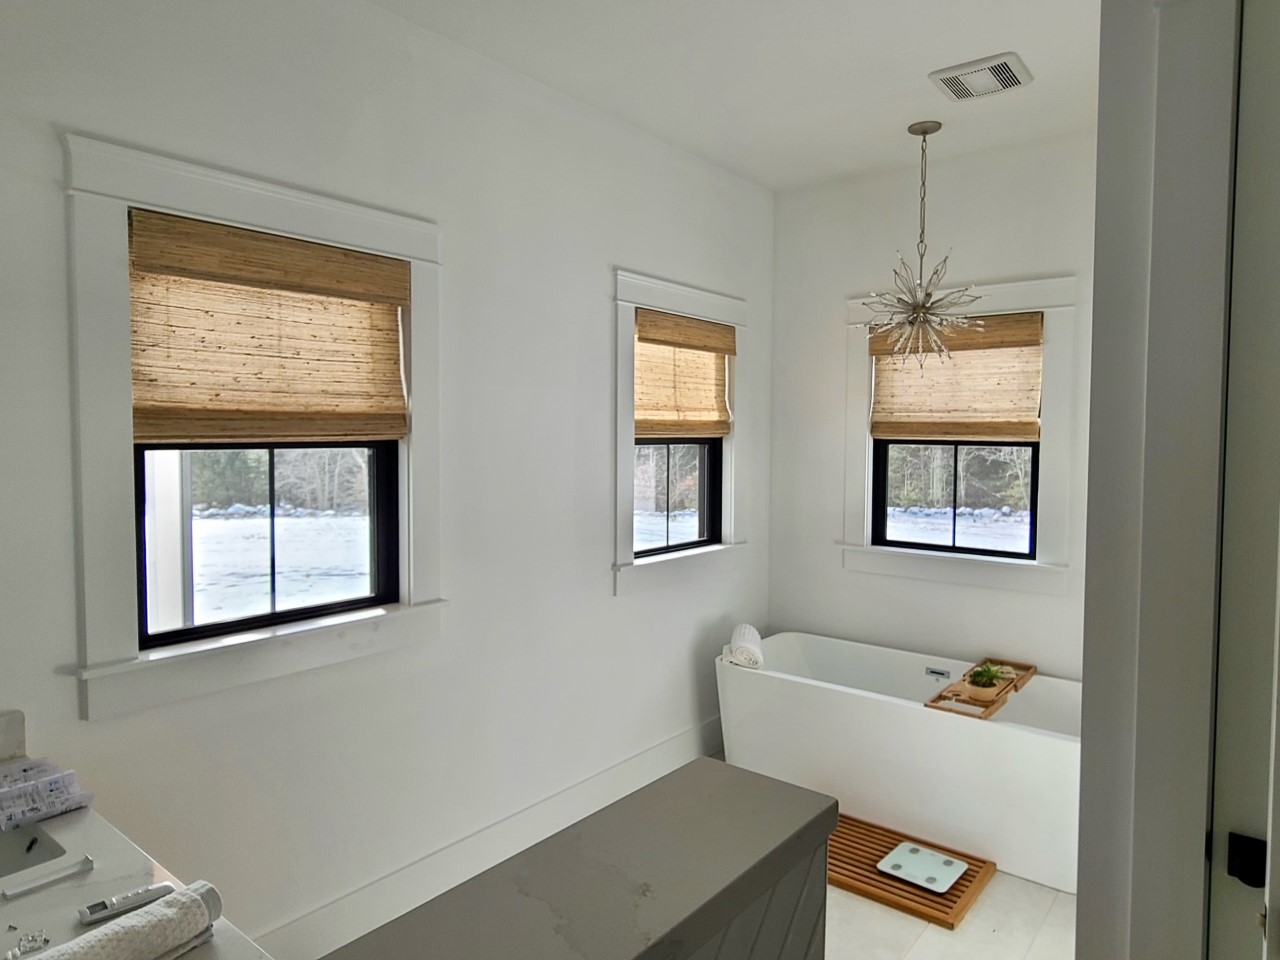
[718, 632, 1081, 744]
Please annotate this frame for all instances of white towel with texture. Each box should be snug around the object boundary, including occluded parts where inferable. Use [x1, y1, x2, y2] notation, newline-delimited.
[727, 623, 764, 669]
[40, 881, 221, 960]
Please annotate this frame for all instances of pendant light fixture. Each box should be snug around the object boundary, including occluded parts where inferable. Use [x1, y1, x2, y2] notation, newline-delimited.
[860, 121, 982, 367]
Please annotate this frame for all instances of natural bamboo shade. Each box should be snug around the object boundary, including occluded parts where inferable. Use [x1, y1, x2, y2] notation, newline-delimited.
[867, 311, 1042, 356]
[129, 209, 411, 306]
[129, 210, 409, 443]
[636, 308, 737, 356]
[634, 309, 736, 438]
[870, 312, 1044, 442]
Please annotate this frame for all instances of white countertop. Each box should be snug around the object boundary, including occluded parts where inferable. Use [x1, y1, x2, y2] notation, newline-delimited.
[0, 807, 271, 960]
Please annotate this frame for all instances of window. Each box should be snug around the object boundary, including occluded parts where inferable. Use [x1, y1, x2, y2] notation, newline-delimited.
[129, 209, 408, 647]
[871, 440, 1038, 557]
[632, 308, 735, 557]
[868, 312, 1043, 560]
[135, 443, 399, 646]
[633, 440, 723, 556]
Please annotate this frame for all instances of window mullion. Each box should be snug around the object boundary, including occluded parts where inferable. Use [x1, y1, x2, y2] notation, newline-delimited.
[951, 443, 960, 548]
[180, 451, 195, 628]
[699, 443, 707, 540]
[664, 443, 672, 548]
[268, 448, 278, 613]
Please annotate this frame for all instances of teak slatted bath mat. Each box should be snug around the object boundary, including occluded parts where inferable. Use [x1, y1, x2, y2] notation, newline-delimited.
[827, 815, 996, 930]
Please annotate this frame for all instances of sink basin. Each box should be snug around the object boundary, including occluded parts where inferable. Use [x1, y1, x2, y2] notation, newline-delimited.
[0, 824, 66, 879]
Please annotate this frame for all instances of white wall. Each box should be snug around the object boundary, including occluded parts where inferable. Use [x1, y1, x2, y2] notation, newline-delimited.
[0, 0, 772, 952]
[769, 132, 1096, 682]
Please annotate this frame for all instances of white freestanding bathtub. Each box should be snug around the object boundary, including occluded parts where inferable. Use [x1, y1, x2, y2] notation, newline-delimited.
[716, 632, 1080, 893]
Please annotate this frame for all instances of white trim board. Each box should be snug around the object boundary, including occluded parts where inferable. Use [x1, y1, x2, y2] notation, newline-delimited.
[64, 135, 440, 264]
[254, 717, 724, 960]
[615, 270, 747, 326]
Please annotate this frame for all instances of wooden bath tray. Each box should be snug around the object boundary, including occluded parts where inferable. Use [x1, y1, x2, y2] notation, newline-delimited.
[924, 658, 1037, 720]
[827, 814, 996, 930]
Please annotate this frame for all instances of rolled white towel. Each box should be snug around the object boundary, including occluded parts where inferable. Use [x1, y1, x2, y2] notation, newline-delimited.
[40, 881, 221, 960]
[727, 623, 763, 669]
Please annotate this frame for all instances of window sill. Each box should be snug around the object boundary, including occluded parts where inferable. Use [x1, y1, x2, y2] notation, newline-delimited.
[75, 600, 445, 719]
[839, 543, 1069, 596]
[612, 542, 748, 597]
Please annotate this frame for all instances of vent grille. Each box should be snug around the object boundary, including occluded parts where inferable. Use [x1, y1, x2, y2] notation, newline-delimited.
[929, 52, 1033, 102]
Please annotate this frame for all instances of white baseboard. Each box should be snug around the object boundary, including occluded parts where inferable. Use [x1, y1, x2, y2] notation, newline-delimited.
[254, 716, 724, 960]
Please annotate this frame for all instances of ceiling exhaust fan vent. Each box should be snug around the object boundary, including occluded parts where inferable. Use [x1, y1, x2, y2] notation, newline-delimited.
[929, 52, 1033, 101]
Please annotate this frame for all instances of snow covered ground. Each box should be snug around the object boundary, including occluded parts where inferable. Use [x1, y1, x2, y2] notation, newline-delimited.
[634, 510, 700, 552]
[194, 512, 702, 623]
[191, 516, 370, 624]
[187, 509, 1025, 626]
[886, 510, 1032, 554]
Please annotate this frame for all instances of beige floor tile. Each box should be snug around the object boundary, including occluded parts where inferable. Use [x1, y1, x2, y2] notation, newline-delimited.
[900, 873, 1058, 960]
[1024, 892, 1076, 960]
[824, 884, 929, 960]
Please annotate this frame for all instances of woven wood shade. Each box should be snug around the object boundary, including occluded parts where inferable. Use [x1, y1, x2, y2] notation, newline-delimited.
[636, 308, 737, 355]
[634, 310, 735, 438]
[129, 210, 409, 444]
[867, 311, 1042, 355]
[870, 312, 1044, 442]
[130, 209, 410, 306]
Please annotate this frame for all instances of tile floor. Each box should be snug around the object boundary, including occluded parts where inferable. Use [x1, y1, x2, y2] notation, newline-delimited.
[826, 872, 1075, 960]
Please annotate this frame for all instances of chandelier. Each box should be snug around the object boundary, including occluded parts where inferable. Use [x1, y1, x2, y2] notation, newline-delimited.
[860, 121, 982, 367]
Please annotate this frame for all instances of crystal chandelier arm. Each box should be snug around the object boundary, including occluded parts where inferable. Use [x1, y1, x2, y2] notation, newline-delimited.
[924, 256, 948, 299]
[894, 256, 918, 301]
[930, 287, 981, 312]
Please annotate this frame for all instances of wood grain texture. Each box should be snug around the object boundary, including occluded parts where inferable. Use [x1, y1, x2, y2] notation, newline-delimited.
[871, 343, 1043, 442]
[130, 270, 406, 442]
[925, 658, 1039, 721]
[826, 815, 996, 931]
[867, 311, 1042, 356]
[130, 208, 411, 305]
[636, 307, 737, 355]
[635, 339, 731, 438]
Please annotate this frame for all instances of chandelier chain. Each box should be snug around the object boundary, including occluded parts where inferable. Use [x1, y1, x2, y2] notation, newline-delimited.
[917, 133, 928, 279]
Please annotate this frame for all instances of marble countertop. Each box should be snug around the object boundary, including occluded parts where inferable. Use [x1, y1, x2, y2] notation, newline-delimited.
[325, 757, 838, 960]
[0, 806, 271, 960]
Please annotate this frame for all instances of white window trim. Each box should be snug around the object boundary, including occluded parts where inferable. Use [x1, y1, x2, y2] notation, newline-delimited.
[65, 135, 444, 719]
[839, 276, 1078, 596]
[612, 269, 748, 596]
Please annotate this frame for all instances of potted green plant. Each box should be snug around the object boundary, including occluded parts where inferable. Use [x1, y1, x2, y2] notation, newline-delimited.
[964, 661, 1015, 703]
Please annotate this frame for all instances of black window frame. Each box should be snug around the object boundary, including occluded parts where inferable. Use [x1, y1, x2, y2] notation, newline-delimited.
[134, 439, 400, 649]
[870, 438, 1039, 560]
[633, 438, 723, 558]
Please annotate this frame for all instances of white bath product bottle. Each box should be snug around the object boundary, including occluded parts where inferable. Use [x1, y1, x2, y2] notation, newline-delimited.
[39, 880, 222, 960]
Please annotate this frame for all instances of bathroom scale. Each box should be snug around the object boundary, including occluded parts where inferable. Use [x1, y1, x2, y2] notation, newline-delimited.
[876, 842, 969, 895]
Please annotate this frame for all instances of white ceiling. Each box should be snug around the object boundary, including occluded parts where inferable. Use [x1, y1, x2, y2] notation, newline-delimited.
[367, 0, 1100, 190]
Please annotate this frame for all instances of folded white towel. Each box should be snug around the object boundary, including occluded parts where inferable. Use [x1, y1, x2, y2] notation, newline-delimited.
[727, 623, 763, 669]
[40, 881, 221, 960]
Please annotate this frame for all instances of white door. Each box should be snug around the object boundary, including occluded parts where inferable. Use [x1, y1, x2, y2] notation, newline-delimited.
[1211, 0, 1280, 957]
